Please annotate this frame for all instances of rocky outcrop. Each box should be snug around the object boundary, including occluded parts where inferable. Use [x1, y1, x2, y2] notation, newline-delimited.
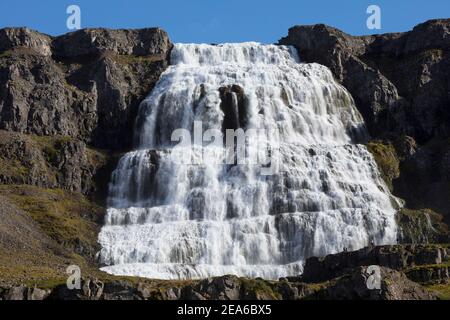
[396, 208, 449, 244]
[394, 138, 450, 226]
[0, 130, 114, 197]
[52, 28, 170, 58]
[300, 244, 449, 284]
[0, 26, 173, 295]
[0, 27, 172, 150]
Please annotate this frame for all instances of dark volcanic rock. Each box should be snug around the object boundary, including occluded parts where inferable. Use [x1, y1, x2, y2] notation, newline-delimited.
[394, 139, 450, 227]
[0, 27, 172, 150]
[314, 266, 436, 300]
[0, 130, 112, 197]
[301, 244, 449, 283]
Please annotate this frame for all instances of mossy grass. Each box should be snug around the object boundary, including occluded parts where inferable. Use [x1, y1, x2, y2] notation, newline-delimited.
[426, 283, 450, 300]
[366, 141, 400, 191]
[240, 278, 282, 300]
[0, 185, 103, 246]
[113, 53, 164, 65]
[0, 49, 13, 58]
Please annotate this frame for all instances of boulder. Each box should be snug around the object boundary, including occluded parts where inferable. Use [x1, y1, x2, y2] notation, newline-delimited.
[3, 286, 27, 300]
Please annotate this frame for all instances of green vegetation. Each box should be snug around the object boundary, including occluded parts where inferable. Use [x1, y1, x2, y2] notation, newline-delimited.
[0, 157, 30, 181]
[0, 184, 105, 286]
[0, 185, 103, 248]
[426, 283, 450, 300]
[240, 278, 282, 300]
[30, 134, 74, 165]
[0, 131, 77, 185]
[86, 147, 109, 168]
[367, 141, 400, 191]
[0, 131, 113, 287]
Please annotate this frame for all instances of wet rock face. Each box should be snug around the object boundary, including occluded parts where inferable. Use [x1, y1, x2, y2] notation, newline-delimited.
[0, 27, 172, 150]
[396, 208, 449, 244]
[279, 19, 450, 142]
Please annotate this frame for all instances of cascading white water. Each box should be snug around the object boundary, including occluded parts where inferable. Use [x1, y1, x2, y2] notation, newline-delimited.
[98, 42, 398, 280]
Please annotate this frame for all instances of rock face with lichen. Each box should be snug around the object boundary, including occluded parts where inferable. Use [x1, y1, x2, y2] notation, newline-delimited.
[0, 27, 172, 150]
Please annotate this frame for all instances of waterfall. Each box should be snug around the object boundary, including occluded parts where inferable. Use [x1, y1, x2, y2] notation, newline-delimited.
[98, 42, 397, 280]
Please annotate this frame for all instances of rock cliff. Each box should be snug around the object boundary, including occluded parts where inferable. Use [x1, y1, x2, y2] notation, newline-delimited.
[0, 27, 172, 150]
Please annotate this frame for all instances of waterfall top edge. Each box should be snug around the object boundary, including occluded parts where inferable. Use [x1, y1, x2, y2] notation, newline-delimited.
[174, 41, 280, 46]
[171, 42, 300, 65]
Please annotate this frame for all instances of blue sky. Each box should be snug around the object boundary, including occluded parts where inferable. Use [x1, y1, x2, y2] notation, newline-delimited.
[0, 0, 449, 43]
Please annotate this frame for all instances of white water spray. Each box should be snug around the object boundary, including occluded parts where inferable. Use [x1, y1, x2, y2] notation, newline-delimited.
[98, 43, 397, 280]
